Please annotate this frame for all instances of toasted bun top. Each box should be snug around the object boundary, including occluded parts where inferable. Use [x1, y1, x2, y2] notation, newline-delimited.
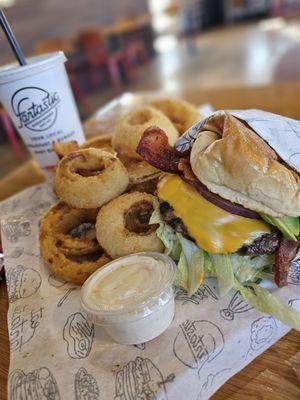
[190, 112, 300, 217]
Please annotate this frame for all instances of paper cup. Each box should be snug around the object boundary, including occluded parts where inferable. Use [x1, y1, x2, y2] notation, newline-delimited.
[0, 52, 85, 171]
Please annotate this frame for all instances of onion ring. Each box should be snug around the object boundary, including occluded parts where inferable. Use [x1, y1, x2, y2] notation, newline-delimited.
[150, 98, 201, 134]
[96, 192, 164, 258]
[40, 232, 111, 285]
[127, 160, 162, 194]
[40, 203, 100, 256]
[80, 134, 116, 154]
[112, 106, 178, 159]
[53, 141, 79, 159]
[40, 203, 111, 284]
[55, 148, 129, 209]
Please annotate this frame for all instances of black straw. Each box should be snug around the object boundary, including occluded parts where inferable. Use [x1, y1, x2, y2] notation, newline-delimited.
[0, 9, 26, 66]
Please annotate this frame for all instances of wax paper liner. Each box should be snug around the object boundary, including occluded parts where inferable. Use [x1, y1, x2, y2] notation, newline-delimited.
[1, 98, 300, 400]
[0, 182, 299, 400]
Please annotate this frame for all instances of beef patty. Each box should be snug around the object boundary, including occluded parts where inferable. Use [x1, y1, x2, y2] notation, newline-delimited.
[159, 201, 280, 255]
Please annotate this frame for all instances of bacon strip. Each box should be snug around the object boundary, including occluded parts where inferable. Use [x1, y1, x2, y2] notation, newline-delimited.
[136, 126, 182, 173]
[275, 235, 300, 287]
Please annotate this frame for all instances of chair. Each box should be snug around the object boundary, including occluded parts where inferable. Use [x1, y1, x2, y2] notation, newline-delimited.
[0, 107, 24, 161]
[125, 39, 149, 66]
[111, 17, 149, 67]
[78, 30, 137, 90]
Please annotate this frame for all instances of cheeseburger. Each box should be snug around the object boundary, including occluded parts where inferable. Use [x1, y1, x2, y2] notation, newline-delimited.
[137, 112, 300, 289]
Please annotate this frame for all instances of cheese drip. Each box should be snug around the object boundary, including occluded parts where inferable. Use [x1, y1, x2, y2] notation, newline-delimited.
[157, 175, 271, 253]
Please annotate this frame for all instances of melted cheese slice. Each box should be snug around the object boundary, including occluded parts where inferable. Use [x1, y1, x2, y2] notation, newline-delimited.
[157, 175, 271, 253]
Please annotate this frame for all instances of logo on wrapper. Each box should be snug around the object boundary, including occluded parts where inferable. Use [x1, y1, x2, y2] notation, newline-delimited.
[173, 319, 224, 373]
[11, 86, 61, 132]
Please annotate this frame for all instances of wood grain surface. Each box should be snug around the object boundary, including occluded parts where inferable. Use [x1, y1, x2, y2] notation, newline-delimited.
[0, 83, 300, 399]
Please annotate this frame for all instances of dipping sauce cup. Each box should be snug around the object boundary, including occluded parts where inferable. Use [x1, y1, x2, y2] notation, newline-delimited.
[81, 252, 176, 345]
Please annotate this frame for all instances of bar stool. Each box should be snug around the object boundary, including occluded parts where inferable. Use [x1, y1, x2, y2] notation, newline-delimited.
[0, 107, 24, 160]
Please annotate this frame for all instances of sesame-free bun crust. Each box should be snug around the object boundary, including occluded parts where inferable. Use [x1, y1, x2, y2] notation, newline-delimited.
[190, 112, 300, 217]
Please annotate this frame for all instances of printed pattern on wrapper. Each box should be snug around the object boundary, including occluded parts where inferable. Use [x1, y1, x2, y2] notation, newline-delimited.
[198, 368, 232, 399]
[245, 316, 278, 360]
[1, 177, 300, 399]
[9, 367, 60, 400]
[288, 255, 300, 285]
[74, 368, 100, 400]
[114, 357, 174, 400]
[176, 283, 218, 305]
[63, 312, 95, 359]
[6, 265, 42, 303]
[48, 273, 77, 308]
[2, 218, 31, 243]
[9, 303, 44, 353]
[220, 291, 253, 321]
[173, 319, 225, 378]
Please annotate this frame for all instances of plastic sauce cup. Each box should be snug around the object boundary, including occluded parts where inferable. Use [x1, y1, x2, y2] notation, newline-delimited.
[0, 52, 85, 172]
[81, 252, 176, 345]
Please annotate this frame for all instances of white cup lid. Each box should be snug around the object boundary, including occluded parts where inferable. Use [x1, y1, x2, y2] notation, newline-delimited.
[0, 51, 67, 84]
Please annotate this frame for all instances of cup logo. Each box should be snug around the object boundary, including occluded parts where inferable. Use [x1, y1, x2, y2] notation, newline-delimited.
[11, 86, 61, 132]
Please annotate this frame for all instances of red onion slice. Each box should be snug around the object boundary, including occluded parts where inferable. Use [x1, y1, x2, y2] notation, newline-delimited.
[192, 180, 261, 220]
[178, 158, 260, 219]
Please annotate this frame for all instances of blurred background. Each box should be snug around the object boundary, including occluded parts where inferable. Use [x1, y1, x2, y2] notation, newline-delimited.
[1, 0, 300, 176]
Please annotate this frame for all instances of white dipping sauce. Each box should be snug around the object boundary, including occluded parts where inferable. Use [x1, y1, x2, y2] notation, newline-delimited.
[81, 252, 176, 345]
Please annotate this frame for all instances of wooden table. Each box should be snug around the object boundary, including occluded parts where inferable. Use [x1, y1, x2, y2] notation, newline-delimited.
[1, 83, 300, 399]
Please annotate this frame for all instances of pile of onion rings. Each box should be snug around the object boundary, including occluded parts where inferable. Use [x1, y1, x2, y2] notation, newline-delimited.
[41, 97, 199, 284]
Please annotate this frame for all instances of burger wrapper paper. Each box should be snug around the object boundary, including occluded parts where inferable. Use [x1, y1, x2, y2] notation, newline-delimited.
[1, 183, 300, 400]
[2, 102, 300, 400]
[175, 109, 300, 173]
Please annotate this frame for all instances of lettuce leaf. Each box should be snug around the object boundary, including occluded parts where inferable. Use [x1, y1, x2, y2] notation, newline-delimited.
[229, 253, 274, 284]
[210, 254, 234, 296]
[177, 234, 205, 295]
[150, 205, 205, 294]
[149, 205, 163, 225]
[156, 224, 181, 260]
[176, 251, 189, 289]
[235, 281, 300, 330]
